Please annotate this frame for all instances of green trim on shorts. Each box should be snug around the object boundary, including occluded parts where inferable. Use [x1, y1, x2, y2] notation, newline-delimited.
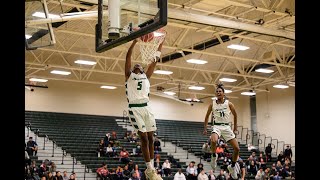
[128, 103, 148, 108]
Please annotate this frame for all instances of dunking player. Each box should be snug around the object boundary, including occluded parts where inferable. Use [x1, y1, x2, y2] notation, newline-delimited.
[125, 37, 165, 180]
[203, 83, 240, 179]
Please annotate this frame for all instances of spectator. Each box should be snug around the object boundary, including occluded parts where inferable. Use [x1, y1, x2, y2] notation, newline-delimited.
[154, 137, 161, 152]
[174, 168, 186, 180]
[186, 161, 197, 180]
[154, 157, 163, 176]
[216, 170, 227, 180]
[215, 144, 224, 159]
[104, 133, 111, 146]
[96, 163, 110, 180]
[129, 172, 140, 180]
[49, 162, 57, 173]
[109, 131, 118, 147]
[26, 137, 38, 156]
[202, 142, 211, 162]
[56, 171, 63, 180]
[116, 165, 124, 179]
[123, 164, 131, 180]
[69, 174, 76, 180]
[284, 146, 292, 160]
[97, 139, 106, 157]
[47, 172, 55, 180]
[257, 153, 266, 170]
[196, 163, 204, 176]
[119, 147, 130, 164]
[207, 170, 216, 180]
[197, 169, 208, 180]
[25, 150, 31, 167]
[277, 151, 285, 164]
[106, 143, 115, 157]
[62, 171, 68, 180]
[130, 164, 142, 179]
[265, 143, 272, 162]
[238, 158, 246, 180]
[162, 159, 172, 177]
[247, 160, 258, 176]
[255, 167, 265, 180]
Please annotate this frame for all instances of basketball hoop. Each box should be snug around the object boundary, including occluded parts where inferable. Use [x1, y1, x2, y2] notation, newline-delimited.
[137, 28, 166, 65]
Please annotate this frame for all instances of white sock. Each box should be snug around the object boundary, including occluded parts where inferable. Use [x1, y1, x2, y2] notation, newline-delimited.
[150, 159, 154, 168]
[146, 162, 153, 169]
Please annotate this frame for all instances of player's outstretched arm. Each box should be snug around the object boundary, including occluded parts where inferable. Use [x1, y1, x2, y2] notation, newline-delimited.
[203, 104, 213, 135]
[229, 101, 238, 132]
[125, 39, 137, 81]
[146, 39, 165, 79]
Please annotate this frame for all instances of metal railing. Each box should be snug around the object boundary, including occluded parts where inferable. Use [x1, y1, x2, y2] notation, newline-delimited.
[52, 140, 56, 157]
[43, 135, 48, 150]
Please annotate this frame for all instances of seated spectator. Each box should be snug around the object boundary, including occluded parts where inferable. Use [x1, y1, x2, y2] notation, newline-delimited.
[130, 164, 142, 179]
[104, 133, 110, 146]
[49, 162, 57, 173]
[119, 147, 130, 164]
[162, 159, 172, 177]
[69, 174, 76, 180]
[96, 163, 110, 180]
[25, 150, 31, 168]
[207, 170, 216, 180]
[124, 131, 131, 142]
[55, 171, 63, 180]
[196, 163, 204, 176]
[106, 143, 115, 157]
[174, 168, 186, 180]
[202, 142, 211, 162]
[257, 153, 266, 170]
[109, 131, 118, 147]
[247, 160, 258, 176]
[116, 165, 124, 179]
[154, 137, 161, 152]
[216, 170, 227, 180]
[135, 142, 142, 156]
[186, 161, 197, 180]
[26, 137, 38, 156]
[255, 167, 265, 180]
[154, 158, 163, 176]
[129, 172, 140, 180]
[198, 169, 208, 180]
[215, 144, 224, 159]
[122, 164, 131, 180]
[47, 172, 55, 180]
[62, 171, 68, 180]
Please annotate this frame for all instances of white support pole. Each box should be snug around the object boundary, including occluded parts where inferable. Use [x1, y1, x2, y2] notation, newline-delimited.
[42, 0, 56, 44]
[108, 0, 120, 39]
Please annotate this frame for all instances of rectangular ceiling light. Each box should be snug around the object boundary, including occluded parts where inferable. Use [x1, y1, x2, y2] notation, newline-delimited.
[241, 91, 256, 96]
[164, 91, 176, 96]
[186, 59, 208, 65]
[74, 60, 97, 65]
[101, 85, 117, 89]
[154, 70, 173, 75]
[186, 98, 200, 102]
[29, 78, 48, 82]
[255, 68, 274, 73]
[224, 89, 232, 93]
[25, 35, 32, 39]
[32, 12, 60, 18]
[227, 44, 250, 51]
[188, 86, 205, 90]
[273, 84, 289, 89]
[219, 78, 237, 82]
[50, 70, 71, 75]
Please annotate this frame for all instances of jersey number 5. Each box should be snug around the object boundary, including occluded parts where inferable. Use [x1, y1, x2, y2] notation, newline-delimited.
[137, 81, 142, 90]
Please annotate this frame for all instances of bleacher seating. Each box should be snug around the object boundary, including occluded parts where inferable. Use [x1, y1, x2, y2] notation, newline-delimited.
[25, 111, 186, 177]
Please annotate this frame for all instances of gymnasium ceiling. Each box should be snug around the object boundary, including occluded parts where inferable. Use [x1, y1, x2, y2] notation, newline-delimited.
[25, 0, 295, 102]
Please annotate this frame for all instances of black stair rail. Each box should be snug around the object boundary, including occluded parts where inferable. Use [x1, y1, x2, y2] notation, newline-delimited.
[72, 156, 75, 172]
[35, 129, 40, 142]
[43, 135, 48, 150]
[175, 139, 178, 153]
[61, 148, 67, 164]
[271, 138, 279, 157]
[52, 140, 56, 157]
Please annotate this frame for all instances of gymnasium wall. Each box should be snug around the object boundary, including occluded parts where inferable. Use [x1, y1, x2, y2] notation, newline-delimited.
[25, 80, 294, 145]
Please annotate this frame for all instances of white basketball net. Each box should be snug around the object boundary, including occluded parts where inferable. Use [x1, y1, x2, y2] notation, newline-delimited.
[138, 28, 167, 65]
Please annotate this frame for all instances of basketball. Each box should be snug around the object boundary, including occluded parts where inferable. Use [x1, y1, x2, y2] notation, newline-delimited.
[140, 32, 154, 42]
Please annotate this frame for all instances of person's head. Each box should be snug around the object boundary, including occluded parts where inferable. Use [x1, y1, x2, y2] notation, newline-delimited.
[124, 164, 128, 170]
[200, 169, 205, 175]
[132, 172, 137, 178]
[286, 145, 290, 149]
[219, 169, 224, 175]
[69, 174, 75, 179]
[41, 177, 46, 180]
[134, 164, 139, 170]
[48, 172, 52, 177]
[29, 137, 33, 141]
[63, 171, 67, 177]
[178, 168, 182, 174]
[132, 64, 144, 74]
[56, 171, 61, 177]
[215, 83, 225, 100]
[268, 143, 271, 147]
